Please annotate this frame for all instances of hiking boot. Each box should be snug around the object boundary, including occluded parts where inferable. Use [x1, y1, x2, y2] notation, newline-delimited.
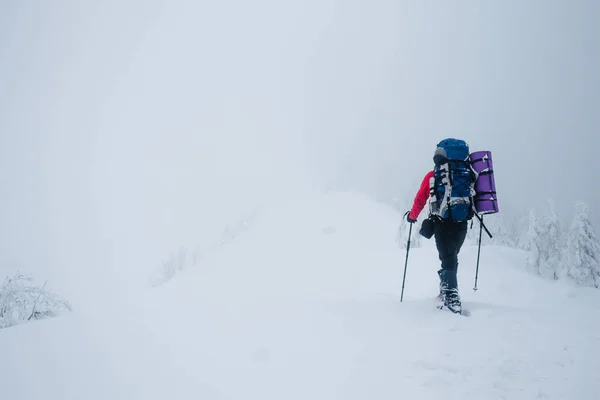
[444, 288, 462, 314]
[437, 270, 446, 303]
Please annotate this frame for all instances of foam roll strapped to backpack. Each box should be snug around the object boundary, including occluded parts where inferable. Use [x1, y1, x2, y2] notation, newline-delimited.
[469, 151, 499, 215]
[429, 139, 477, 223]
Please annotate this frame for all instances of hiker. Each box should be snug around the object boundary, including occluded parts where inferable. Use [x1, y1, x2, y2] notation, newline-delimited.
[406, 138, 476, 314]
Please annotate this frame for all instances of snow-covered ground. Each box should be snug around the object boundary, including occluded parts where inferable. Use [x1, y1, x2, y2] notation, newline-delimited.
[2, 191, 599, 400]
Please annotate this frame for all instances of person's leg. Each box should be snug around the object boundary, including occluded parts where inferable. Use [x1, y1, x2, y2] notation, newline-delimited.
[434, 221, 467, 310]
[446, 222, 468, 289]
[434, 221, 462, 289]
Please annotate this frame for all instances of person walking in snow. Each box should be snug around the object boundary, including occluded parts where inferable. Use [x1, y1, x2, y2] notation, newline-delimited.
[406, 139, 476, 314]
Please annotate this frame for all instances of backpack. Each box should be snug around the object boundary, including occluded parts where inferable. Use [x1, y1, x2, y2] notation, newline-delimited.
[429, 138, 477, 222]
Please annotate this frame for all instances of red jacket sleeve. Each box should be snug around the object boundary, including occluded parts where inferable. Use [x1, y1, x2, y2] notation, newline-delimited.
[409, 170, 434, 220]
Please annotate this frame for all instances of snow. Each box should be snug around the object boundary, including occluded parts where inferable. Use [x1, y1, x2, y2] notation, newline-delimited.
[2, 191, 599, 399]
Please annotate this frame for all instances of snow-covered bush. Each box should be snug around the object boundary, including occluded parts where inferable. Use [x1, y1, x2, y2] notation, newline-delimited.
[0, 273, 71, 329]
[564, 201, 600, 288]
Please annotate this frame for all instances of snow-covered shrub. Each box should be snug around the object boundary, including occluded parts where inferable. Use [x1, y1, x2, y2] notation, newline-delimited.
[564, 201, 600, 288]
[0, 273, 71, 329]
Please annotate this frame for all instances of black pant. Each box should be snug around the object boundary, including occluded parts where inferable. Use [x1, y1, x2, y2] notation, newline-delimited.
[434, 220, 468, 290]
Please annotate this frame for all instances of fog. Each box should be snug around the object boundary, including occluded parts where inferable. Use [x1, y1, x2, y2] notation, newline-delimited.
[1, 1, 598, 301]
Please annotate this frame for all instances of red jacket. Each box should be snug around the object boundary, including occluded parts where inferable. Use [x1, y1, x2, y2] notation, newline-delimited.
[409, 170, 434, 220]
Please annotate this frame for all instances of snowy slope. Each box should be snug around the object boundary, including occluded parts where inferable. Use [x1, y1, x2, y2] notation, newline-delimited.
[2, 191, 599, 400]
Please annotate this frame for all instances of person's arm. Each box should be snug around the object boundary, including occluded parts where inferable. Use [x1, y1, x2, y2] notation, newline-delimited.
[409, 170, 434, 221]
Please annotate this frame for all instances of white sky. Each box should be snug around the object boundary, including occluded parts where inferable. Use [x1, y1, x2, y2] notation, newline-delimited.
[1, 1, 598, 296]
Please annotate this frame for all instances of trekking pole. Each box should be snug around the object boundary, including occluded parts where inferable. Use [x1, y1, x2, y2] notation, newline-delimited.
[401, 211, 413, 302]
[472, 213, 493, 291]
[473, 214, 484, 291]
[473, 211, 493, 239]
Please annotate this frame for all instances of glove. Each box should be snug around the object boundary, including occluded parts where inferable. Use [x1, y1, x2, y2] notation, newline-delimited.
[406, 213, 417, 224]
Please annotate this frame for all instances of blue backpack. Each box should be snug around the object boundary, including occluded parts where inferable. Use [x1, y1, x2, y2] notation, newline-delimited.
[429, 138, 476, 222]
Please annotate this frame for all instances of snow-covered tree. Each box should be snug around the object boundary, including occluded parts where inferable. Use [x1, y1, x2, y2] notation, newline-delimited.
[0, 273, 71, 329]
[538, 200, 562, 279]
[520, 201, 564, 280]
[564, 201, 600, 288]
[523, 208, 543, 275]
[516, 212, 532, 251]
